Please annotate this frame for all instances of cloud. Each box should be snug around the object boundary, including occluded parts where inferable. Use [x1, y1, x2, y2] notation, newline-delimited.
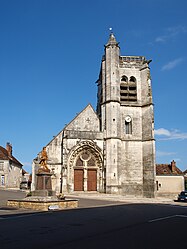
[161, 58, 184, 71]
[156, 150, 176, 157]
[22, 162, 32, 167]
[155, 25, 187, 43]
[155, 36, 166, 43]
[155, 128, 171, 136]
[155, 128, 187, 140]
[167, 26, 187, 34]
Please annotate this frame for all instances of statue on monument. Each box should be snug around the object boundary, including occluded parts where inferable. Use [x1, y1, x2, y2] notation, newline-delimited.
[38, 147, 50, 173]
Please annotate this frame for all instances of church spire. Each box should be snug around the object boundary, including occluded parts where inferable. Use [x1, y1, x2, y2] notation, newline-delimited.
[105, 32, 119, 47]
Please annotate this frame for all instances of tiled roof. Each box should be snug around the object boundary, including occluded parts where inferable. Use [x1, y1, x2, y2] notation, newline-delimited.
[22, 168, 28, 175]
[0, 146, 23, 167]
[183, 169, 187, 174]
[156, 163, 183, 176]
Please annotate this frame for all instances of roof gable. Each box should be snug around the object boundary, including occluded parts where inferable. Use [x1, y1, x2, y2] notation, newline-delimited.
[0, 146, 23, 166]
[0, 146, 9, 160]
[183, 169, 187, 175]
[44, 104, 101, 148]
[65, 104, 100, 132]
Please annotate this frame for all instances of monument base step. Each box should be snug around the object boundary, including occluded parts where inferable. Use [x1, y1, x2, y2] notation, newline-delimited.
[7, 198, 78, 211]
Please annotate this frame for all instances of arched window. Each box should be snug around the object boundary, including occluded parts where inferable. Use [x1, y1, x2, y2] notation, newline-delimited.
[129, 76, 136, 83]
[76, 157, 83, 166]
[121, 75, 128, 82]
[125, 116, 132, 134]
[125, 121, 132, 134]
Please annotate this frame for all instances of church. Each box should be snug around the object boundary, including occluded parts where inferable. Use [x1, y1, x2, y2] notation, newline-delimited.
[32, 33, 155, 197]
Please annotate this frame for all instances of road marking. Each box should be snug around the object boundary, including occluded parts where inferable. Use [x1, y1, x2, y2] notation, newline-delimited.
[149, 214, 187, 223]
[176, 214, 187, 218]
[149, 215, 177, 223]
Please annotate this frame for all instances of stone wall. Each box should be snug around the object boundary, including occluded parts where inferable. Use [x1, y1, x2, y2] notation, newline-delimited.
[7, 199, 78, 211]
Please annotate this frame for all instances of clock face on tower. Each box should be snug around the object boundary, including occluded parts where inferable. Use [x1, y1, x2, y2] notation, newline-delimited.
[125, 116, 131, 123]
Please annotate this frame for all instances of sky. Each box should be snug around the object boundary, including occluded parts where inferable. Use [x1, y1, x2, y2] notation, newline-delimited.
[0, 0, 187, 173]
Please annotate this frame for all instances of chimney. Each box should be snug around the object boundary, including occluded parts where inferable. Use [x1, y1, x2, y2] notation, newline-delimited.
[6, 142, 12, 157]
[171, 160, 176, 172]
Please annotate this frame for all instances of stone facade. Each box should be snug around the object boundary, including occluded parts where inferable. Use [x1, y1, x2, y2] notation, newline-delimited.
[0, 143, 23, 189]
[32, 33, 155, 197]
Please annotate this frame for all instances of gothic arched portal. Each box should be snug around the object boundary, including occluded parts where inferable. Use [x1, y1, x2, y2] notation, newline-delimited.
[67, 141, 104, 192]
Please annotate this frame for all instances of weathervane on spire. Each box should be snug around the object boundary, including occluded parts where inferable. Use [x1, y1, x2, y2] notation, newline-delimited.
[109, 27, 113, 33]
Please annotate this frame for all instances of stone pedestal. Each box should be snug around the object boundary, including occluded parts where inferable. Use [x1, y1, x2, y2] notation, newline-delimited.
[32, 171, 55, 197]
[7, 170, 78, 210]
[7, 165, 78, 211]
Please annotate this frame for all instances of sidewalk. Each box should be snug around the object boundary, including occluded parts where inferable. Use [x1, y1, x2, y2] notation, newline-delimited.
[1, 189, 186, 209]
[67, 192, 185, 205]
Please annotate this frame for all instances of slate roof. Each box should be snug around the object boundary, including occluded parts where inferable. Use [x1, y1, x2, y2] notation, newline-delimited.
[156, 162, 183, 176]
[0, 146, 23, 167]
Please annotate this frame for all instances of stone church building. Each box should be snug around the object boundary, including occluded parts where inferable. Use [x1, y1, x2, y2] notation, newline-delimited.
[32, 33, 155, 197]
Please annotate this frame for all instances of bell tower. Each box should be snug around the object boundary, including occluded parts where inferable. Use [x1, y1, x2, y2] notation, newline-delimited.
[97, 33, 155, 197]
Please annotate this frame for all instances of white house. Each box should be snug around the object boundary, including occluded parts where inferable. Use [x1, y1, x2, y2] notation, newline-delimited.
[0, 143, 23, 189]
[156, 160, 184, 198]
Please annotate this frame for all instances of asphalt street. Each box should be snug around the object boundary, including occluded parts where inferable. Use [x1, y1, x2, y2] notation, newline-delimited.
[0, 189, 187, 249]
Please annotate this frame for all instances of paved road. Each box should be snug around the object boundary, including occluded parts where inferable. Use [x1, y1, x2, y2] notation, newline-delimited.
[0, 202, 187, 249]
[0, 189, 187, 249]
[0, 189, 26, 205]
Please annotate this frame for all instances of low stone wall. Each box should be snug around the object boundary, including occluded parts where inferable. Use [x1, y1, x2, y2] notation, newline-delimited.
[7, 199, 78, 211]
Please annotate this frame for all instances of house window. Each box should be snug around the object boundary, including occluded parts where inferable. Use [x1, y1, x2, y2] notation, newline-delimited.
[156, 181, 159, 191]
[1, 175, 5, 186]
[0, 162, 4, 171]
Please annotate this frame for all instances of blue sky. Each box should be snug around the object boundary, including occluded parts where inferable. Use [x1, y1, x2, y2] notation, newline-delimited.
[0, 0, 187, 173]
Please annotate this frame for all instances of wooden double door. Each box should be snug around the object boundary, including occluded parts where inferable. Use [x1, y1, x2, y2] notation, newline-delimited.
[74, 169, 97, 191]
